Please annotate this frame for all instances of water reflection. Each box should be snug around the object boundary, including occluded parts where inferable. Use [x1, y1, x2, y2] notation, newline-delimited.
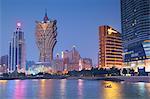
[137, 82, 145, 96]
[14, 80, 26, 99]
[39, 79, 53, 99]
[0, 80, 8, 84]
[77, 79, 84, 99]
[0, 79, 150, 99]
[134, 82, 150, 98]
[0, 80, 8, 98]
[145, 83, 150, 94]
[102, 81, 122, 99]
[60, 79, 67, 99]
[40, 79, 46, 97]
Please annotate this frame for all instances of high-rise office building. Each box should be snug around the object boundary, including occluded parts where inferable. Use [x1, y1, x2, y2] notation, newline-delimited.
[9, 23, 26, 72]
[121, 0, 150, 71]
[35, 12, 57, 62]
[0, 55, 8, 66]
[0, 55, 8, 73]
[62, 46, 81, 71]
[52, 54, 64, 72]
[79, 58, 92, 71]
[99, 25, 123, 68]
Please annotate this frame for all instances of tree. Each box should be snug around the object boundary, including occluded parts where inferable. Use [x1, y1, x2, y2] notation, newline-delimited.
[122, 68, 127, 76]
[129, 68, 135, 76]
[2, 73, 9, 77]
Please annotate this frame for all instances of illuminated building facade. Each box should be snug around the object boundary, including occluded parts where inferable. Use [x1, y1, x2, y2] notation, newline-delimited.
[62, 46, 81, 71]
[79, 58, 92, 71]
[121, 0, 150, 71]
[99, 25, 123, 68]
[9, 23, 26, 72]
[0, 55, 8, 73]
[26, 60, 35, 70]
[52, 54, 64, 72]
[0, 55, 8, 66]
[26, 46, 93, 74]
[35, 12, 57, 62]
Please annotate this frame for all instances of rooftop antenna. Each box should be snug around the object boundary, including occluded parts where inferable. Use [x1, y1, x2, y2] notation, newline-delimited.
[45, 8, 47, 16]
[44, 8, 49, 22]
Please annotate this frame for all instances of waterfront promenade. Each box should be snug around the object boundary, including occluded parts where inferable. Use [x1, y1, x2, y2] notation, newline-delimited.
[1, 75, 150, 82]
[107, 76, 150, 82]
[67, 76, 150, 82]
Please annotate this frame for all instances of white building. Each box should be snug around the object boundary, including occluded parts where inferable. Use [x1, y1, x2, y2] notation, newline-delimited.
[8, 23, 26, 73]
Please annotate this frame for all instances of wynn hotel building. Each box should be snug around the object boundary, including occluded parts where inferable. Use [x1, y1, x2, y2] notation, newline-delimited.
[35, 12, 57, 62]
[98, 25, 123, 68]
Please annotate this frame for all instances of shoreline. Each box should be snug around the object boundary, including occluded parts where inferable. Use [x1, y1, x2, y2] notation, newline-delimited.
[67, 76, 150, 82]
[0, 76, 150, 82]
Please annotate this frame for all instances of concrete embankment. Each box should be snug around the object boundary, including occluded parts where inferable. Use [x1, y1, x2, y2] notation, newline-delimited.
[106, 76, 150, 82]
[67, 76, 150, 82]
[67, 76, 123, 81]
[1, 76, 150, 82]
[0, 75, 67, 80]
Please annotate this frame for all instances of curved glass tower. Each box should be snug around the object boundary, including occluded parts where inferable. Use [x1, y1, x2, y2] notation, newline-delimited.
[35, 12, 57, 62]
[9, 23, 26, 72]
[121, 0, 150, 71]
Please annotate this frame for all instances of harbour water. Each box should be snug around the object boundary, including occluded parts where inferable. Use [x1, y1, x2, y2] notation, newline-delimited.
[0, 79, 150, 99]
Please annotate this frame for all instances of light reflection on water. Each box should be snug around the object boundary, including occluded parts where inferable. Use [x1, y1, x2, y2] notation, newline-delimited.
[101, 81, 122, 99]
[60, 79, 66, 99]
[0, 79, 150, 99]
[39, 79, 54, 99]
[14, 80, 26, 99]
[78, 79, 83, 99]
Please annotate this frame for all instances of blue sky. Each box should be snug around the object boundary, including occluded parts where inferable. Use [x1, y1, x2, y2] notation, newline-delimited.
[0, 0, 121, 65]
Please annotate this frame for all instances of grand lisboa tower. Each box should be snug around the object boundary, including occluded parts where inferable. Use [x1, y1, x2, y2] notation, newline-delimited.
[35, 12, 57, 62]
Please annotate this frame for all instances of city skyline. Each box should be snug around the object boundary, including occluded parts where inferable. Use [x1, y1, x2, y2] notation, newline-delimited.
[0, 0, 121, 64]
[0, 1, 150, 99]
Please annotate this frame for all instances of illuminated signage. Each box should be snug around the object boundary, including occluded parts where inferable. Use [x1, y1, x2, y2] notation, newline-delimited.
[107, 28, 117, 34]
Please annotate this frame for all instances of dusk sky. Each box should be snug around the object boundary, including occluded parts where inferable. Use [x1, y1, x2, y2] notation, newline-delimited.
[0, 0, 121, 65]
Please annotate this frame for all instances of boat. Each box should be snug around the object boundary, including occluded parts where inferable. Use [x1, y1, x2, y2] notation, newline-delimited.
[105, 84, 112, 88]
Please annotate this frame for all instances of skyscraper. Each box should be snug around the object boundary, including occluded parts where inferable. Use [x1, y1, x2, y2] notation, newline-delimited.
[121, 0, 150, 71]
[62, 46, 81, 71]
[0, 55, 8, 67]
[9, 23, 26, 72]
[0, 55, 8, 73]
[98, 25, 123, 68]
[35, 12, 57, 62]
[79, 58, 92, 71]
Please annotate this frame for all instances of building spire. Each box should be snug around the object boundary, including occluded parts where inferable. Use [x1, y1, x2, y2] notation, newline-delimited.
[43, 8, 49, 22]
[45, 8, 47, 16]
[16, 22, 22, 30]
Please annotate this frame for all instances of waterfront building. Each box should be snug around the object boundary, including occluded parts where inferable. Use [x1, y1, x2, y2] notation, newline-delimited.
[27, 46, 93, 74]
[8, 23, 26, 72]
[26, 60, 35, 70]
[121, 0, 150, 72]
[52, 54, 64, 72]
[27, 63, 53, 75]
[0, 55, 8, 73]
[62, 46, 81, 71]
[98, 25, 123, 68]
[79, 58, 92, 71]
[0, 55, 8, 66]
[35, 11, 57, 62]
